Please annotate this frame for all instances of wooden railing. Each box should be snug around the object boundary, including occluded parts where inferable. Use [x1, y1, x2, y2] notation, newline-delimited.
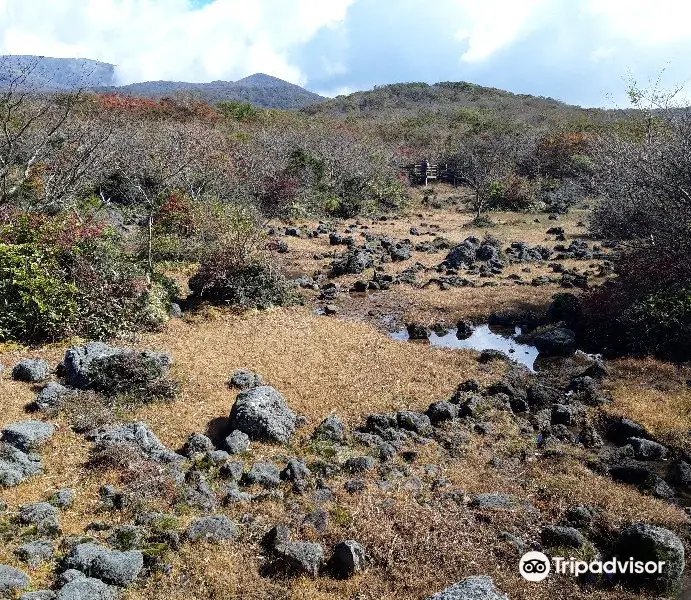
[403, 163, 460, 185]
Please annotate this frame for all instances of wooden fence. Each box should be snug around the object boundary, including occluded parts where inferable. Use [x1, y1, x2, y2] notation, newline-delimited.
[403, 163, 460, 185]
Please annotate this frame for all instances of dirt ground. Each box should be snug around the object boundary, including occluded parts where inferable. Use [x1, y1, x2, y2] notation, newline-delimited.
[1, 194, 689, 600]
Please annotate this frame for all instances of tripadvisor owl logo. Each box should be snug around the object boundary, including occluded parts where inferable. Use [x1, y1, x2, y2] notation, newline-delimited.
[519, 551, 551, 582]
[519, 551, 667, 582]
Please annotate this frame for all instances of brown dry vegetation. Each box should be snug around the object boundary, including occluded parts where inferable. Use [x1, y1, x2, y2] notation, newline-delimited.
[0, 206, 689, 600]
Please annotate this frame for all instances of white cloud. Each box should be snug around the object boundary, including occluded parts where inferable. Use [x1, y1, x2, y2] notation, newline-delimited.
[584, 0, 691, 46]
[454, 0, 550, 62]
[0, 0, 355, 85]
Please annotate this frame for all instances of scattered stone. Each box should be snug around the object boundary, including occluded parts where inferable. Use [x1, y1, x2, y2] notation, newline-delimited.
[20, 591, 56, 600]
[18, 502, 60, 536]
[244, 462, 281, 488]
[344, 479, 366, 494]
[607, 418, 651, 446]
[426, 400, 458, 424]
[229, 386, 297, 444]
[456, 321, 473, 339]
[0, 564, 30, 595]
[344, 456, 376, 473]
[396, 410, 432, 434]
[625, 437, 668, 461]
[670, 461, 691, 490]
[330, 540, 367, 578]
[406, 323, 430, 340]
[16, 540, 55, 567]
[183, 433, 214, 457]
[219, 461, 244, 481]
[90, 422, 182, 464]
[35, 382, 70, 412]
[281, 459, 311, 483]
[275, 541, 324, 578]
[63, 342, 170, 390]
[12, 359, 50, 382]
[303, 509, 329, 534]
[221, 429, 249, 455]
[64, 542, 143, 586]
[614, 523, 685, 593]
[168, 303, 183, 318]
[563, 505, 594, 529]
[534, 327, 577, 356]
[1, 421, 55, 452]
[541, 525, 587, 548]
[186, 515, 238, 543]
[426, 575, 508, 600]
[228, 369, 264, 390]
[313, 415, 346, 442]
[56, 576, 117, 600]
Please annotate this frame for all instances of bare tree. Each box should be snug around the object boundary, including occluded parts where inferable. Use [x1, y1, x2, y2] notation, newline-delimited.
[446, 134, 516, 217]
[0, 56, 112, 210]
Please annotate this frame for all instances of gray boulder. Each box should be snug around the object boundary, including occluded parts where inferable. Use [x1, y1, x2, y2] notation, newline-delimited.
[183, 433, 214, 457]
[534, 327, 577, 356]
[427, 575, 509, 600]
[224, 430, 250, 454]
[229, 386, 297, 443]
[626, 437, 668, 460]
[63, 342, 171, 390]
[344, 456, 376, 473]
[281, 458, 311, 483]
[64, 542, 142, 587]
[0, 564, 30, 595]
[330, 540, 367, 578]
[607, 418, 651, 445]
[244, 462, 281, 488]
[18, 502, 60, 536]
[426, 401, 458, 424]
[396, 410, 432, 434]
[16, 540, 55, 567]
[186, 515, 238, 542]
[229, 369, 264, 390]
[91, 550, 143, 586]
[0, 443, 43, 486]
[541, 525, 587, 548]
[276, 540, 324, 577]
[63, 343, 122, 388]
[35, 382, 70, 412]
[670, 461, 691, 490]
[313, 415, 346, 442]
[12, 359, 50, 382]
[2, 421, 55, 452]
[50, 488, 75, 509]
[20, 591, 56, 600]
[89, 422, 182, 464]
[614, 523, 685, 593]
[56, 577, 117, 600]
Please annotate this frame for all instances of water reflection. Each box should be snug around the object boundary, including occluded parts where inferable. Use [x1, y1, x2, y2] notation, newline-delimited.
[392, 324, 540, 370]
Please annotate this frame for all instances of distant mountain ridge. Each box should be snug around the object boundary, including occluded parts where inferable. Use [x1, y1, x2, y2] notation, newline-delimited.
[0, 55, 116, 89]
[0, 55, 324, 110]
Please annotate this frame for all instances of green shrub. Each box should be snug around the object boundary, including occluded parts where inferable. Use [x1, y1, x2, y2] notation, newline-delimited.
[0, 211, 177, 343]
[87, 351, 179, 401]
[189, 253, 293, 309]
[0, 243, 78, 340]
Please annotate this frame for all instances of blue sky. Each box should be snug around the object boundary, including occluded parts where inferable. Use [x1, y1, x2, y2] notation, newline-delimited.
[1, 0, 690, 107]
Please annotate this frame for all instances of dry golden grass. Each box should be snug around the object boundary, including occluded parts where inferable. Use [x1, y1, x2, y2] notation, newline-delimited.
[602, 358, 691, 450]
[0, 202, 687, 600]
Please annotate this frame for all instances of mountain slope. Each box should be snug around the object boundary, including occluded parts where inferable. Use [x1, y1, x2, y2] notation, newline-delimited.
[0, 56, 325, 109]
[98, 75, 324, 109]
[0, 55, 115, 89]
